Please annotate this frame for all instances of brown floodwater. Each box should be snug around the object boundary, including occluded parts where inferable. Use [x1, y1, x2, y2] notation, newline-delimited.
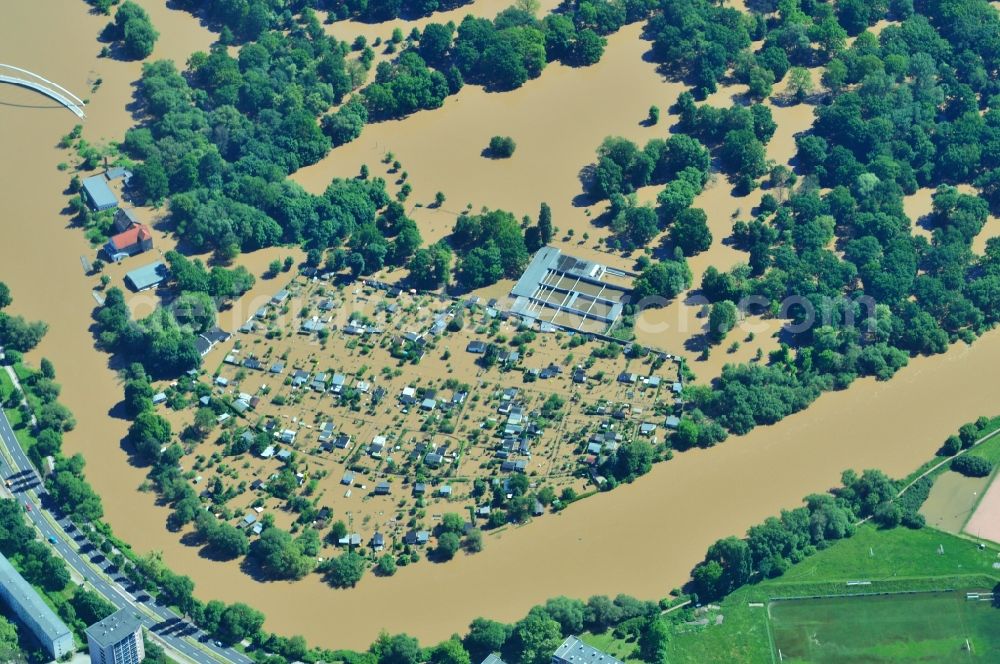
[322, 0, 562, 48]
[4, 0, 1000, 653]
[293, 22, 689, 246]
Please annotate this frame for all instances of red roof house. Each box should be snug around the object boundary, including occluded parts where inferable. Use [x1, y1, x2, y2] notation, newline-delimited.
[104, 224, 153, 260]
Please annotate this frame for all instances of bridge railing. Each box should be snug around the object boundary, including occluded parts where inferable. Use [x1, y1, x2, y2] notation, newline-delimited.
[0, 64, 86, 118]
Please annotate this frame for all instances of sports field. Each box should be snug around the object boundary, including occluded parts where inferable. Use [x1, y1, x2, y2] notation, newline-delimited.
[769, 591, 1000, 662]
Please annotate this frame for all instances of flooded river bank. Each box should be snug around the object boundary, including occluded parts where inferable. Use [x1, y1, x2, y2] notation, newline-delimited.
[3, 0, 1000, 652]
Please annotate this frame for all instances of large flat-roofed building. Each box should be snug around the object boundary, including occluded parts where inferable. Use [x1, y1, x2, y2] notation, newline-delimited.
[82, 174, 119, 211]
[0, 552, 74, 660]
[508, 247, 633, 334]
[124, 261, 169, 292]
[86, 608, 145, 664]
[551, 636, 623, 664]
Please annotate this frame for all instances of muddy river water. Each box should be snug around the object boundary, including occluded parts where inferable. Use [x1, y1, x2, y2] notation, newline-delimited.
[2, 0, 999, 651]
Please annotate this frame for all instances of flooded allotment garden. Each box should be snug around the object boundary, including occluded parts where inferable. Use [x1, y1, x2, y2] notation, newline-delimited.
[155, 274, 682, 569]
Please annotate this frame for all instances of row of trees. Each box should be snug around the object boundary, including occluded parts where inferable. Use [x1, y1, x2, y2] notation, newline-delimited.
[689, 468, 921, 602]
[330, 0, 473, 23]
[353, 0, 660, 122]
[0, 500, 70, 593]
[0, 305, 106, 525]
[171, 0, 313, 42]
[349, 594, 666, 664]
[686, 418, 999, 607]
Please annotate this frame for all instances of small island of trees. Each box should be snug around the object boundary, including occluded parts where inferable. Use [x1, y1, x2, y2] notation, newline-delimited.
[487, 135, 517, 158]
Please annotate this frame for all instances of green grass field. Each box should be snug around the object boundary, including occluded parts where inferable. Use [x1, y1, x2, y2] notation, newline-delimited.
[579, 631, 643, 663]
[769, 591, 1000, 663]
[665, 526, 1000, 664]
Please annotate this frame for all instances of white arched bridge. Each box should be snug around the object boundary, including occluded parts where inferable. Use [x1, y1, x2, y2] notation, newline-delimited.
[0, 64, 86, 118]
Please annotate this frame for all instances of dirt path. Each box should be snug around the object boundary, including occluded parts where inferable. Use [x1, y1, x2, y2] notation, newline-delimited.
[896, 427, 1000, 498]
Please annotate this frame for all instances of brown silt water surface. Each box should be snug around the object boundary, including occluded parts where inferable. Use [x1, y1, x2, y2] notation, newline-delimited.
[3, 0, 1000, 652]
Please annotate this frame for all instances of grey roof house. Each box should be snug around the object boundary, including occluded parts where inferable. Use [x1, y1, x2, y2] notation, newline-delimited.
[82, 174, 118, 211]
[124, 261, 169, 292]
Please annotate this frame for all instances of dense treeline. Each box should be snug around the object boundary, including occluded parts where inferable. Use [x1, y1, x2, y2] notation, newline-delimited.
[290, 592, 664, 664]
[126, 39, 435, 266]
[330, 0, 473, 22]
[123, 13, 358, 247]
[687, 416, 1000, 604]
[625, 0, 1000, 442]
[156, 0, 656, 151]
[356, 0, 656, 121]
[447, 205, 553, 289]
[171, 0, 322, 42]
[951, 454, 993, 477]
[688, 467, 926, 602]
[674, 95, 776, 193]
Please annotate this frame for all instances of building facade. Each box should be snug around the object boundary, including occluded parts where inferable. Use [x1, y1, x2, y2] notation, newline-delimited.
[0, 552, 74, 660]
[85, 608, 145, 664]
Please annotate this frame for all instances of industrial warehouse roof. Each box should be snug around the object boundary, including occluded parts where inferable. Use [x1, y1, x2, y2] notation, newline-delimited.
[508, 247, 633, 334]
[124, 261, 169, 291]
[0, 552, 72, 647]
[85, 608, 143, 649]
[552, 636, 624, 664]
[82, 174, 118, 210]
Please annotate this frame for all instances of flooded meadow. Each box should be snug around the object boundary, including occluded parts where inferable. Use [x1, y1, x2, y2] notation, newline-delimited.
[2, 0, 1000, 652]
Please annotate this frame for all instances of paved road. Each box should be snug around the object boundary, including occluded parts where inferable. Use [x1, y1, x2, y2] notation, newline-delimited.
[0, 403, 253, 664]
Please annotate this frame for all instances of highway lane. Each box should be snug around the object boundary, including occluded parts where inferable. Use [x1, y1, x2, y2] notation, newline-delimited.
[0, 404, 254, 664]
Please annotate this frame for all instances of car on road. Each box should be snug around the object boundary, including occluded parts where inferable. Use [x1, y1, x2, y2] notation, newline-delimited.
[47, 535, 57, 544]
[23, 502, 30, 512]
[214, 641, 223, 648]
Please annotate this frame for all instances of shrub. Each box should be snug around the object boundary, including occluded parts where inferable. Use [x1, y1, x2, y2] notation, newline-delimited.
[488, 136, 516, 158]
[941, 435, 962, 456]
[951, 455, 993, 477]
